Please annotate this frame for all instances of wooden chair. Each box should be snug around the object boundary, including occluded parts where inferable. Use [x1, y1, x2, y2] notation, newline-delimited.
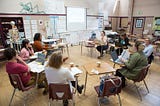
[8, 74, 35, 106]
[130, 64, 150, 101]
[84, 41, 95, 57]
[94, 77, 122, 106]
[48, 83, 75, 106]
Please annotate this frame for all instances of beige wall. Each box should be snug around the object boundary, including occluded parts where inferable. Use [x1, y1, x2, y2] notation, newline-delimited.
[64, 0, 88, 8]
[133, 0, 160, 16]
[119, 0, 129, 16]
[0, 0, 45, 13]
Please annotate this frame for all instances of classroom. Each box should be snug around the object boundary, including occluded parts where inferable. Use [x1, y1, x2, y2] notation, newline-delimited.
[0, 0, 160, 106]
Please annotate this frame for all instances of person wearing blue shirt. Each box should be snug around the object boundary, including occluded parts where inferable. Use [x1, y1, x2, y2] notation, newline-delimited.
[143, 38, 154, 64]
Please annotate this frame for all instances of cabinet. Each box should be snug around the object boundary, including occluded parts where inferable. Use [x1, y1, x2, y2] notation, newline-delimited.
[0, 17, 25, 48]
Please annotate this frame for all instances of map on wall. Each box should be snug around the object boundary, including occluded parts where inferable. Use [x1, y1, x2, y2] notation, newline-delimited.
[44, 0, 65, 14]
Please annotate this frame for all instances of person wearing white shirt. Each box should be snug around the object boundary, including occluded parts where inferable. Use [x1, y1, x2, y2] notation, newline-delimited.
[143, 38, 154, 64]
[45, 52, 84, 94]
[95, 31, 108, 59]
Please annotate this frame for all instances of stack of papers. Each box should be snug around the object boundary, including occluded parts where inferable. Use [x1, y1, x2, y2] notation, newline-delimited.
[28, 61, 45, 73]
[70, 67, 82, 76]
[91, 69, 99, 74]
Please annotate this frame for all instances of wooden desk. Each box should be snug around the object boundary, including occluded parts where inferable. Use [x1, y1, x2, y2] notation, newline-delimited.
[58, 43, 70, 57]
[83, 62, 116, 95]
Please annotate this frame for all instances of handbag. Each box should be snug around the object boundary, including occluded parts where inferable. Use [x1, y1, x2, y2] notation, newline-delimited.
[99, 75, 122, 95]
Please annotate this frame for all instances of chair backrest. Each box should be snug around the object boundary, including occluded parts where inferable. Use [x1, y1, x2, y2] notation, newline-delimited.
[101, 77, 122, 97]
[49, 83, 73, 100]
[133, 64, 150, 82]
[8, 74, 25, 91]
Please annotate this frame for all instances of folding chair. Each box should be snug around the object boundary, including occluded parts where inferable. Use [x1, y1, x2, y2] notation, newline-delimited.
[130, 64, 150, 101]
[48, 83, 75, 106]
[94, 77, 122, 106]
[8, 74, 35, 106]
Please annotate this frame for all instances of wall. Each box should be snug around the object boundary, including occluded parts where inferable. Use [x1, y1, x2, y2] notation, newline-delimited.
[119, 0, 129, 16]
[0, 0, 45, 13]
[133, 0, 160, 17]
[64, 0, 89, 8]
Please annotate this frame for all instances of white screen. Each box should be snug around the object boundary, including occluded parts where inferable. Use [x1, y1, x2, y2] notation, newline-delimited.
[67, 7, 86, 31]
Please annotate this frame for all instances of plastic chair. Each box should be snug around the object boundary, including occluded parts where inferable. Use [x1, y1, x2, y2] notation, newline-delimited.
[8, 74, 35, 106]
[48, 83, 75, 106]
[94, 77, 122, 106]
[130, 64, 150, 101]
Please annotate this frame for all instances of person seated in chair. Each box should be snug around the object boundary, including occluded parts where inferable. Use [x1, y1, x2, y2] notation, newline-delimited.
[115, 41, 148, 88]
[95, 31, 108, 59]
[33, 33, 49, 52]
[4, 48, 48, 95]
[20, 39, 34, 61]
[116, 33, 131, 55]
[143, 38, 154, 64]
[45, 52, 84, 106]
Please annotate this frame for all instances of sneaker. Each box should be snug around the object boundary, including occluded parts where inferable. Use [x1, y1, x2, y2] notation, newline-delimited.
[63, 100, 68, 106]
[78, 85, 84, 94]
[43, 90, 48, 95]
[97, 56, 101, 59]
[37, 83, 45, 89]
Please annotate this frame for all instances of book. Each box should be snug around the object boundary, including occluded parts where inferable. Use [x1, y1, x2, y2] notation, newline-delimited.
[70, 67, 82, 76]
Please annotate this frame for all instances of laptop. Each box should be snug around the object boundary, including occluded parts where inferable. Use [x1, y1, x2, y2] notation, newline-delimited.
[36, 53, 46, 64]
[110, 50, 123, 64]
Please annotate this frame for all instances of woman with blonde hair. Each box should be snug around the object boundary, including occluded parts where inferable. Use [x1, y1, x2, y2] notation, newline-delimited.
[45, 52, 84, 92]
[45, 52, 84, 106]
[115, 41, 148, 88]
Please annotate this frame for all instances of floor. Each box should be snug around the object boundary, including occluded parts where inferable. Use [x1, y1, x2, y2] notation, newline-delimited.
[0, 45, 160, 106]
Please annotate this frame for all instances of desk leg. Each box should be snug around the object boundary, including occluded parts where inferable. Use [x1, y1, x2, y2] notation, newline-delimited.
[84, 71, 88, 95]
[66, 45, 69, 57]
[81, 43, 82, 55]
[36, 73, 39, 88]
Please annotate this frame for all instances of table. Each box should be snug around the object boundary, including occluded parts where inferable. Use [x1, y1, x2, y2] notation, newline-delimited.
[58, 43, 70, 57]
[28, 61, 47, 87]
[42, 39, 60, 44]
[80, 40, 95, 56]
[83, 62, 116, 95]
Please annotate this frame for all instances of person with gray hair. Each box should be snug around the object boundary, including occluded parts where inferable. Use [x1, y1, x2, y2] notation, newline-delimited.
[143, 38, 154, 64]
[115, 41, 148, 88]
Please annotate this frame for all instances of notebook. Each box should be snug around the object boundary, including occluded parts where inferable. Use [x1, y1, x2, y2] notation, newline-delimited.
[35, 53, 46, 64]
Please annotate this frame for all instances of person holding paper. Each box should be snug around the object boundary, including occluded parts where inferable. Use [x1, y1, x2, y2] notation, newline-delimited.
[4, 48, 48, 94]
[115, 41, 148, 88]
[20, 39, 34, 61]
[96, 31, 108, 59]
[45, 52, 84, 94]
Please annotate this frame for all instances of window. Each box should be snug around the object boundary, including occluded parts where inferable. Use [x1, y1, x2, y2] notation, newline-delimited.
[67, 7, 86, 31]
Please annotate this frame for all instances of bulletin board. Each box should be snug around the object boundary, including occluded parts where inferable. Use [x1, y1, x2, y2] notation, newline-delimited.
[87, 16, 104, 30]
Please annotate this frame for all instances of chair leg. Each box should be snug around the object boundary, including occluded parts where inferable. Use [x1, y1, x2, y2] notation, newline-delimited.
[48, 99, 51, 106]
[9, 88, 16, 106]
[134, 83, 142, 101]
[98, 97, 101, 106]
[117, 94, 122, 106]
[143, 80, 149, 93]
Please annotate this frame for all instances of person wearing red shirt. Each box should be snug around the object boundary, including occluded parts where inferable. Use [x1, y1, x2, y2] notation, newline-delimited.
[4, 48, 47, 95]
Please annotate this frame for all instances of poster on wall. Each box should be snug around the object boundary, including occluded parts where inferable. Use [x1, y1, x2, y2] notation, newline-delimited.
[135, 19, 143, 28]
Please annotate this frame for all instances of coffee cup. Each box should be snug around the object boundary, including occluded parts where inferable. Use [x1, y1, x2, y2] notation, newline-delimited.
[70, 62, 74, 67]
[97, 61, 101, 67]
